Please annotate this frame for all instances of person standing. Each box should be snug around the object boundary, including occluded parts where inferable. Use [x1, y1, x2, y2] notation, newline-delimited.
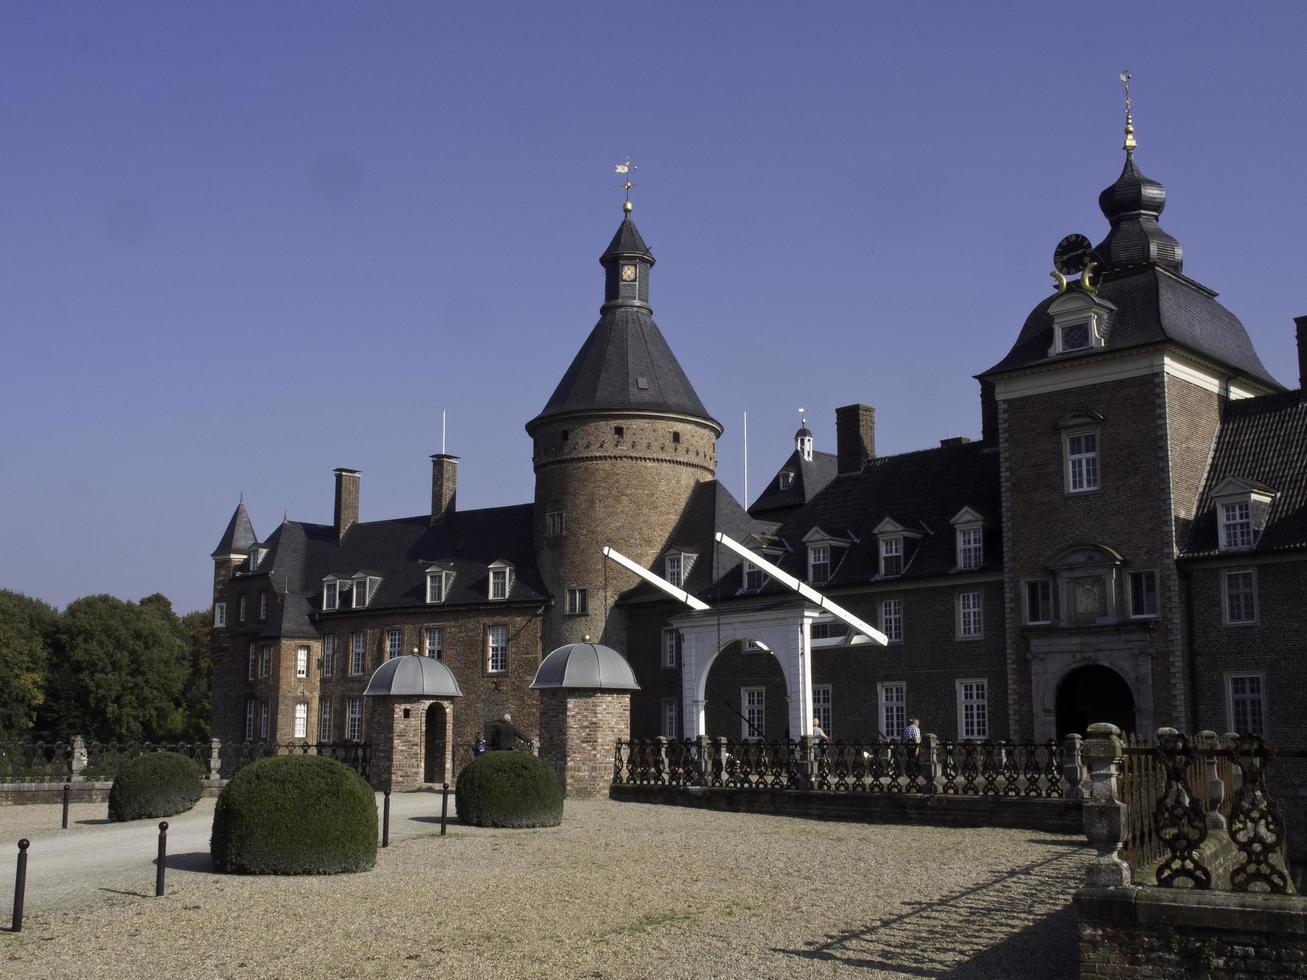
[902, 717, 921, 743]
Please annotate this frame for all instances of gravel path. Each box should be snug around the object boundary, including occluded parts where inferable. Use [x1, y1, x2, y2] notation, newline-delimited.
[0, 796, 1090, 979]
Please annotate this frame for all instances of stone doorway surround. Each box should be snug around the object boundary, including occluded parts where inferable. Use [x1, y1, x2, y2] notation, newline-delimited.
[671, 602, 820, 740]
[1028, 629, 1153, 742]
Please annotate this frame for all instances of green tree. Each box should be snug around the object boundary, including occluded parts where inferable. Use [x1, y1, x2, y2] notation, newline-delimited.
[40, 594, 188, 741]
[0, 590, 57, 738]
[178, 609, 212, 740]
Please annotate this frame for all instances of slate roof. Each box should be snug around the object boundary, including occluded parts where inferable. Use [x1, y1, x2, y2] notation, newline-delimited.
[982, 265, 1279, 388]
[211, 501, 257, 558]
[235, 504, 546, 637]
[600, 214, 653, 263]
[749, 449, 839, 520]
[761, 440, 1003, 588]
[1184, 390, 1307, 556]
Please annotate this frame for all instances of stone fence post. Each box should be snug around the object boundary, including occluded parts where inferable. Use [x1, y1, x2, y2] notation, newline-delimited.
[654, 736, 669, 784]
[1082, 722, 1130, 886]
[1199, 730, 1226, 831]
[207, 738, 223, 781]
[921, 733, 941, 791]
[1062, 733, 1085, 800]
[797, 735, 816, 791]
[70, 735, 87, 783]
[695, 735, 712, 786]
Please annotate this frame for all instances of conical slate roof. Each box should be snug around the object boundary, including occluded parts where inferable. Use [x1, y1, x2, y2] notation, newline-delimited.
[529, 213, 719, 431]
[211, 500, 257, 558]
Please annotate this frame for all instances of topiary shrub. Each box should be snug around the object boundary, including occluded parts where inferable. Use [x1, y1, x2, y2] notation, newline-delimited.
[210, 755, 377, 874]
[456, 751, 563, 828]
[107, 751, 204, 822]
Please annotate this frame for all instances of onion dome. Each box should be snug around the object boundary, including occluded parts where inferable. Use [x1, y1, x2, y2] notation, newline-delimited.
[363, 654, 463, 698]
[530, 642, 640, 691]
[1093, 111, 1183, 273]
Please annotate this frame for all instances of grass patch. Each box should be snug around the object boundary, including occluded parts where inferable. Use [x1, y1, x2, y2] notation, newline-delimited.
[604, 910, 698, 937]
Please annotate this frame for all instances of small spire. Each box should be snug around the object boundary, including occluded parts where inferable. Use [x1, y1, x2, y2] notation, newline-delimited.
[614, 158, 637, 213]
[1120, 70, 1137, 152]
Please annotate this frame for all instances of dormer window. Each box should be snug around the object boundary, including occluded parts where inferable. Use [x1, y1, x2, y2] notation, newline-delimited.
[665, 552, 695, 588]
[1211, 477, 1275, 552]
[1047, 289, 1113, 356]
[1060, 320, 1092, 352]
[880, 537, 902, 577]
[743, 561, 764, 592]
[352, 576, 379, 609]
[488, 562, 514, 600]
[426, 569, 451, 604]
[808, 544, 831, 585]
[322, 580, 338, 611]
[247, 547, 267, 572]
[950, 507, 987, 572]
[778, 471, 794, 491]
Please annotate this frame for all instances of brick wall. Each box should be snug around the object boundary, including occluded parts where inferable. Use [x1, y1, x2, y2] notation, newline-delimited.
[539, 689, 630, 798]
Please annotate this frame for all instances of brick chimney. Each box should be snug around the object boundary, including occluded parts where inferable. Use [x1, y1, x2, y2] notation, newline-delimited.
[835, 404, 875, 475]
[1295, 315, 1307, 390]
[430, 454, 458, 525]
[979, 379, 998, 447]
[334, 468, 360, 540]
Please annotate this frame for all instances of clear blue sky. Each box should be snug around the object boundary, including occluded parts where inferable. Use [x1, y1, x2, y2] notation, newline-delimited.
[3, 1, 1304, 615]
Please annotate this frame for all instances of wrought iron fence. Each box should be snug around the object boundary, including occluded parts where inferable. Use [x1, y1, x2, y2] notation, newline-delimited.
[81, 741, 213, 783]
[215, 741, 371, 782]
[613, 736, 1072, 798]
[1116, 730, 1289, 894]
[0, 741, 71, 783]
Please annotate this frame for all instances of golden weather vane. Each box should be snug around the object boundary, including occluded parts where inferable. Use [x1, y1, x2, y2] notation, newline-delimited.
[614, 158, 637, 212]
[1120, 70, 1136, 152]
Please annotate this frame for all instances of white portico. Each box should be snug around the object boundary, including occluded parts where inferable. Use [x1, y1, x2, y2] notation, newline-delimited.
[670, 603, 822, 740]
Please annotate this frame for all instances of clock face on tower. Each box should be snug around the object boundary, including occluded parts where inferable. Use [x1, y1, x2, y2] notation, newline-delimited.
[1053, 234, 1094, 275]
[620, 263, 637, 282]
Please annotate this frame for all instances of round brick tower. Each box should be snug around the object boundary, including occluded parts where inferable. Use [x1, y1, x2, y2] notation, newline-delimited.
[527, 206, 722, 652]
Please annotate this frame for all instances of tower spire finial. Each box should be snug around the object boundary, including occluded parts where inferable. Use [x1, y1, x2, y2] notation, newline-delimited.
[614, 158, 637, 213]
[1120, 70, 1137, 152]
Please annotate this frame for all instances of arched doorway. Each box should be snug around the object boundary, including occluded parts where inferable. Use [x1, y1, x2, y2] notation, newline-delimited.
[1055, 664, 1136, 740]
[424, 703, 447, 783]
[702, 639, 789, 741]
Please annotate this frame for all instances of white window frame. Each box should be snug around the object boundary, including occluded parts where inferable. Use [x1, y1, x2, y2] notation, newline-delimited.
[489, 567, 512, 600]
[318, 699, 334, 742]
[880, 536, 903, 577]
[878, 682, 906, 740]
[295, 645, 309, 678]
[1223, 569, 1257, 625]
[214, 602, 226, 628]
[546, 510, 565, 537]
[346, 697, 363, 743]
[1024, 579, 1052, 625]
[957, 591, 983, 639]
[386, 628, 402, 660]
[238, 595, 247, 624]
[259, 644, 271, 678]
[661, 698, 679, 739]
[662, 628, 678, 669]
[741, 686, 765, 741]
[1226, 673, 1266, 735]
[1064, 430, 1100, 493]
[956, 678, 989, 740]
[742, 561, 764, 592]
[244, 699, 255, 740]
[1219, 501, 1254, 551]
[880, 598, 903, 644]
[565, 587, 588, 616]
[322, 635, 334, 678]
[487, 624, 508, 673]
[813, 684, 832, 738]
[350, 632, 365, 675]
[352, 577, 370, 609]
[259, 701, 269, 740]
[1058, 319, 1094, 353]
[424, 626, 444, 659]
[258, 591, 268, 621]
[664, 553, 694, 588]
[247, 642, 256, 681]
[956, 527, 983, 571]
[778, 471, 794, 491]
[1127, 569, 1159, 619]
[293, 701, 308, 739]
[808, 544, 831, 585]
[426, 570, 449, 604]
[322, 580, 338, 611]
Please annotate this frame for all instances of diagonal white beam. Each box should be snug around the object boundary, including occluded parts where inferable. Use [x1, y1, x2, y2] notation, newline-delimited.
[602, 546, 711, 611]
[714, 532, 888, 646]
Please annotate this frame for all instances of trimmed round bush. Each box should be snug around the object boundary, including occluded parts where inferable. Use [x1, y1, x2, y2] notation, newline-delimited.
[210, 755, 377, 875]
[107, 751, 204, 822]
[456, 751, 563, 828]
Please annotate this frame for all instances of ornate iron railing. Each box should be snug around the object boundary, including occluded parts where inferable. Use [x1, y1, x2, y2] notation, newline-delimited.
[216, 741, 371, 781]
[0, 741, 71, 783]
[612, 736, 1072, 798]
[81, 740, 213, 782]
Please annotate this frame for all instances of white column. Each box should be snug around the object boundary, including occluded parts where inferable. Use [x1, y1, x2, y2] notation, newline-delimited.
[782, 615, 814, 738]
[681, 628, 706, 737]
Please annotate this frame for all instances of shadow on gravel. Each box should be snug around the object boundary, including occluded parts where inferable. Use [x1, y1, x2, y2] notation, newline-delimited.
[165, 851, 217, 874]
[771, 847, 1088, 979]
[76, 819, 113, 826]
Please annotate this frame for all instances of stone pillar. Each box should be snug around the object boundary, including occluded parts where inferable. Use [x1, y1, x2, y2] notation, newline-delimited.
[1199, 730, 1227, 831]
[207, 738, 222, 781]
[797, 735, 817, 790]
[1082, 722, 1131, 886]
[70, 736, 87, 783]
[922, 733, 942, 791]
[368, 698, 444, 792]
[538, 689, 631, 799]
[1062, 733, 1085, 800]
